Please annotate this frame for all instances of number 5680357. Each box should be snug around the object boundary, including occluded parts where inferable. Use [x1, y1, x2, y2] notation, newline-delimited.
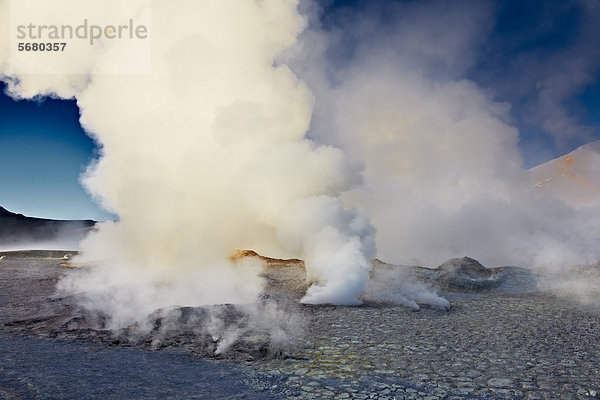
[17, 42, 66, 51]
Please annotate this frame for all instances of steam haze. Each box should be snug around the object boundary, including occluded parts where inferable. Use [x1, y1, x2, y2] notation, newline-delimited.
[287, 0, 600, 270]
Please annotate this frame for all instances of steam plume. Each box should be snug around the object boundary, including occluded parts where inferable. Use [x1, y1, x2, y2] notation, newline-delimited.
[288, 0, 600, 271]
[0, 0, 375, 327]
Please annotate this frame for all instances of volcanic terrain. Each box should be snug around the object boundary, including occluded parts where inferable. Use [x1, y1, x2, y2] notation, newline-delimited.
[0, 248, 599, 399]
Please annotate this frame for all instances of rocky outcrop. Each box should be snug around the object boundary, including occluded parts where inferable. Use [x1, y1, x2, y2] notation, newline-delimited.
[436, 256, 506, 291]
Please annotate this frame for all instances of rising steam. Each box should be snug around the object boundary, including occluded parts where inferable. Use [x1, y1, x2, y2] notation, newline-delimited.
[286, 0, 600, 271]
[0, 0, 376, 327]
[1, 0, 599, 329]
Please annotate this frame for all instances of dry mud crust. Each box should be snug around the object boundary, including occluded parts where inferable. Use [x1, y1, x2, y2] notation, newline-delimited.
[257, 294, 600, 399]
[0, 250, 74, 327]
[0, 332, 288, 400]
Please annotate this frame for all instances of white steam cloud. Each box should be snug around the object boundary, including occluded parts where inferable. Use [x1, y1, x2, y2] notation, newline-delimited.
[1, 0, 600, 325]
[287, 0, 600, 272]
[0, 0, 375, 327]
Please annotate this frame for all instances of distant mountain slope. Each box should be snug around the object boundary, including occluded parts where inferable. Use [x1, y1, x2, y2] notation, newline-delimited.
[0, 206, 95, 248]
[530, 140, 600, 206]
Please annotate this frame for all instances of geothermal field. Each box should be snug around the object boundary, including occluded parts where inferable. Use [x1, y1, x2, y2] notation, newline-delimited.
[0, 248, 599, 399]
[2, 0, 600, 399]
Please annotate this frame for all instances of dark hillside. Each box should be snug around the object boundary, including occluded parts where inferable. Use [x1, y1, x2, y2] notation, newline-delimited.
[0, 206, 95, 246]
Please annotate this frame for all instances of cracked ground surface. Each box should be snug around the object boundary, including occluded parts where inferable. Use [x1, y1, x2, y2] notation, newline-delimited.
[1, 250, 599, 399]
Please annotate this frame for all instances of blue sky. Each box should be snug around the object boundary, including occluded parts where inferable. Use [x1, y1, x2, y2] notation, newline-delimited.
[0, 0, 599, 220]
[0, 82, 107, 220]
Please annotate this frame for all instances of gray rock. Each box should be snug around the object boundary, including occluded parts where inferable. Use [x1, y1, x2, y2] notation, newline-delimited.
[437, 257, 505, 291]
[487, 378, 513, 388]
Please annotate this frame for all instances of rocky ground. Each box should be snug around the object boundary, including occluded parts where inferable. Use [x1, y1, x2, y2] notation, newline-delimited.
[0, 250, 599, 399]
